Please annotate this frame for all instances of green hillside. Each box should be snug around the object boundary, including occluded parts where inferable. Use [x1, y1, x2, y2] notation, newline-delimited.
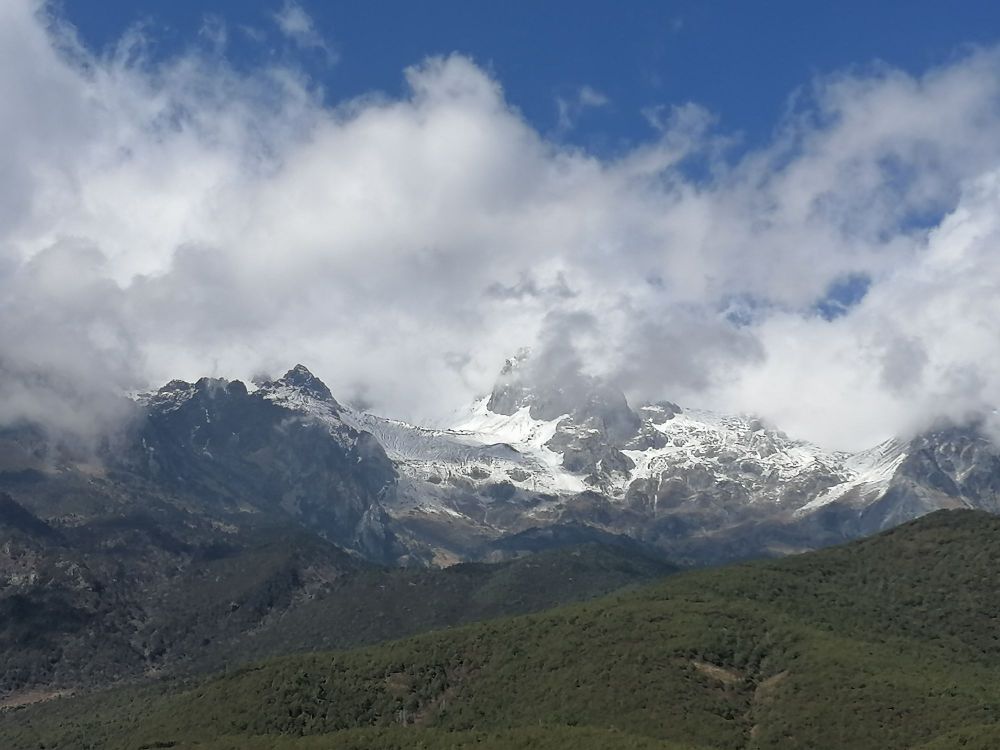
[0, 513, 673, 697]
[5, 509, 1000, 750]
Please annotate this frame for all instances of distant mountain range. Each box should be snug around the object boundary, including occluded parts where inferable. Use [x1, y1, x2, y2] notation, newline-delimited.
[2, 356, 1000, 705]
[132, 356, 1000, 566]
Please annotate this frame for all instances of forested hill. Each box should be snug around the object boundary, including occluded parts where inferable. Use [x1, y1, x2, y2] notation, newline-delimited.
[5, 509, 1000, 750]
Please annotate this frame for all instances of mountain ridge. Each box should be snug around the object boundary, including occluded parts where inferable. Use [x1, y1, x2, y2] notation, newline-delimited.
[206, 361, 1000, 566]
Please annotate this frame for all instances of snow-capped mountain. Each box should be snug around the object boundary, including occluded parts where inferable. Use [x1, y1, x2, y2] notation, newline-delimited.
[200, 358, 1000, 564]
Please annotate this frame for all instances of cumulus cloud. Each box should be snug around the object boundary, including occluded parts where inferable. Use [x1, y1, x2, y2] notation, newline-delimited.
[5, 0, 1000, 450]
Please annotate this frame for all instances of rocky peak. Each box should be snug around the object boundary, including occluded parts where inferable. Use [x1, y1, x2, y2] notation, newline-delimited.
[486, 349, 535, 416]
[486, 349, 640, 443]
[895, 422, 1000, 504]
[143, 376, 247, 415]
[126, 366, 401, 563]
[277, 365, 334, 400]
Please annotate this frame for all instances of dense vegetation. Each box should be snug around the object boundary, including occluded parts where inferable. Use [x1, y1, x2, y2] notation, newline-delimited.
[172, 727, 705, 749]
[0, 513, 672, 698]
[4, 509, 1000, 749]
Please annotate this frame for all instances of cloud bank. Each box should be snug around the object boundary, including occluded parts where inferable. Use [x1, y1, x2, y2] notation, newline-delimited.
[4, 0, 1000, 450]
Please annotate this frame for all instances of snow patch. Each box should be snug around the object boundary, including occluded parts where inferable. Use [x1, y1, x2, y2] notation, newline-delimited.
[797, 439, 907, 513]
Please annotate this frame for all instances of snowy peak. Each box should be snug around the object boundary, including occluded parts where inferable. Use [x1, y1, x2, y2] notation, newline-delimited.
[137, 368, 355, 456]
[264, 364, 338, 404]
[485, 349, 640, 444]
[132, 362, 1000, 565]
[485, 349, 534, 415]
[620, 406, 852, 511]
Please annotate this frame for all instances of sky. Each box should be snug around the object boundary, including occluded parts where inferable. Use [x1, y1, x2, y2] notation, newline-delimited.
[61, 1, 1000, 154]
[5, 0, 1000, 450]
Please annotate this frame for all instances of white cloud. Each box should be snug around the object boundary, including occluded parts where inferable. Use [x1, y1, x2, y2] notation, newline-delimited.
[578, 85, 609, 108]
[198, 14, 227, 49]
[5, 1, 1000, 450]
[556, 84, 610, 132]
[272, 0, 334, 60]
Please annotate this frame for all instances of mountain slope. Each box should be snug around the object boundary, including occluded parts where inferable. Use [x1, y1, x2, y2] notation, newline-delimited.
[6, 509, 1000, 750]
[129, 366, 402, 563]
[0, 510, 672, 702]
[332, 353, 1000, 564]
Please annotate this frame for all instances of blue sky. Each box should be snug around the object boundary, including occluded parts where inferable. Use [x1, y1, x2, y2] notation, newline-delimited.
[63, 0, 1000, 154]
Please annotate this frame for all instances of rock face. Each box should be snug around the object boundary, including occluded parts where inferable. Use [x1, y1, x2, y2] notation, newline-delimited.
[850, 425, 1000, 535]
[127, 367, 402, 564]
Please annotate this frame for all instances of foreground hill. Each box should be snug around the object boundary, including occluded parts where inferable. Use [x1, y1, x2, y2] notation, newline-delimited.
[5, 509, 1000, 749]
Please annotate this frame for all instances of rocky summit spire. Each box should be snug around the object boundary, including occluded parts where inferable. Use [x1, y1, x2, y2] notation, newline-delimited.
[275, 364, 335, 402]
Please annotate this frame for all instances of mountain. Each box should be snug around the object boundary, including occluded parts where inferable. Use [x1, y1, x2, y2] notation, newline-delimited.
[3, 359, 1000, 706]
[119, 358, 1000, 568]
[128, 367, 402, 563]
[6, 509, 1000, 750]
[325, 353, 1000, 564]
[0, 363, 677, 701]
[7, 357, 996, 572]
